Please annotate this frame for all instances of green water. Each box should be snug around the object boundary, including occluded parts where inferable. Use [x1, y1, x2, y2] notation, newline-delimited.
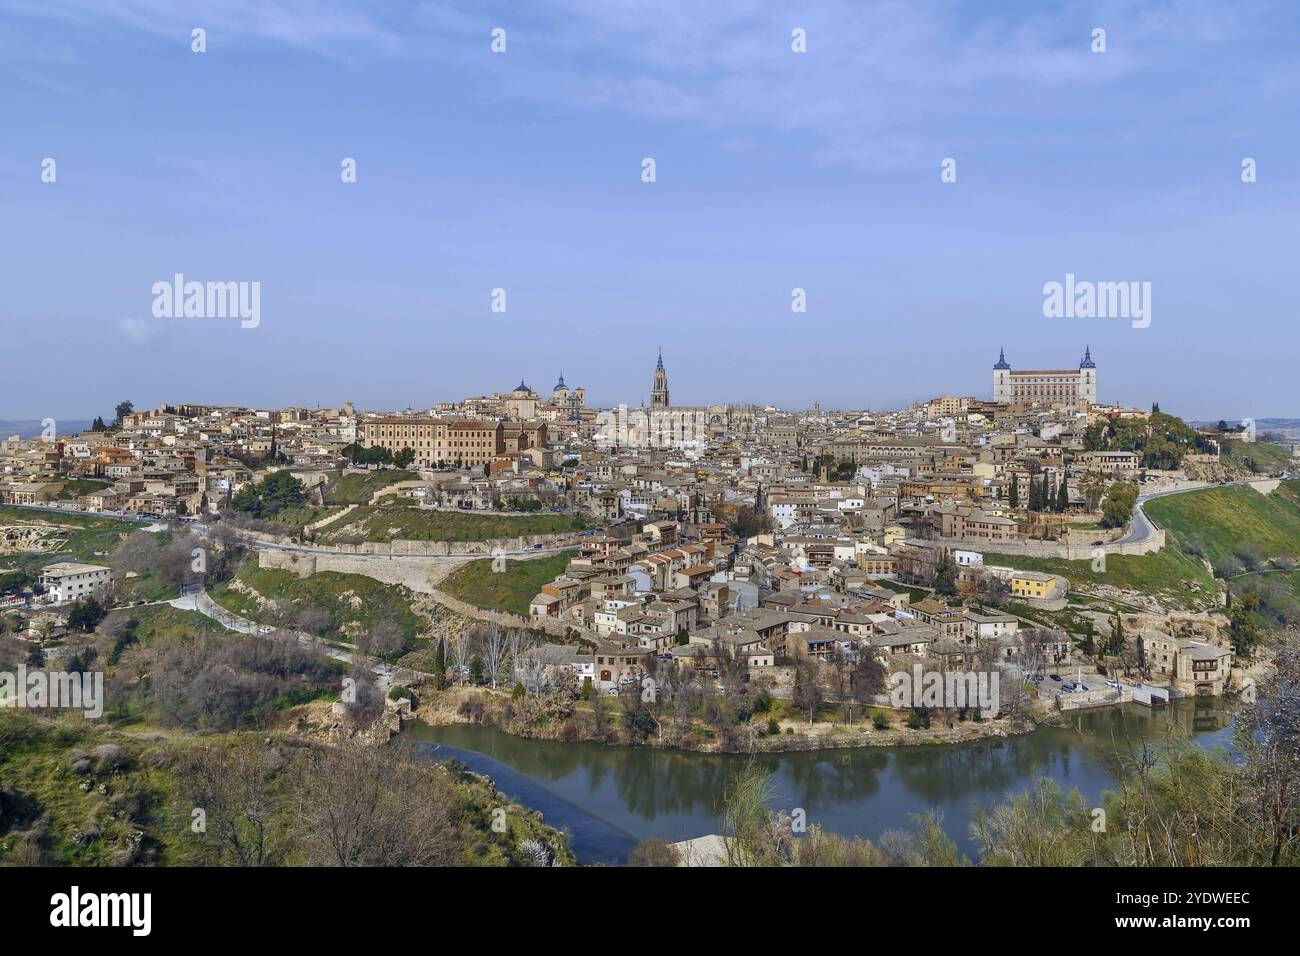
[408, 697, 1235, 864]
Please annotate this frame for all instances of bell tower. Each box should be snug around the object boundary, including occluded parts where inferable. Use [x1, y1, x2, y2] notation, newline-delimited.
[993, 347, 1012, 403]
[651, 348, 670, 408]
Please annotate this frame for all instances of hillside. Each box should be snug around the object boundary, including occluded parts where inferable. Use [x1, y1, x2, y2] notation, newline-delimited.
[441, 550, 577, 617]
[981, 480, 1300, 611]
[1146, 479, 1300, 574]
[208, 557, 427, 657]
[0, 714, 572, 867]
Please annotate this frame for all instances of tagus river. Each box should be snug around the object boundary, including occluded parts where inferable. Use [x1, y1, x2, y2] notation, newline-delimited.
[407, 699, 1234, 865]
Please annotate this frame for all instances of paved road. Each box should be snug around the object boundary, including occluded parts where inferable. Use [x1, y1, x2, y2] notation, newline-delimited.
[169, 590, 395, 691]
[1114, 478, 1256, 546]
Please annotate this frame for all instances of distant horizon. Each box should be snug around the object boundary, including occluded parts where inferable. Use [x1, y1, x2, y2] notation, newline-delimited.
[6, 0, 1297, 422]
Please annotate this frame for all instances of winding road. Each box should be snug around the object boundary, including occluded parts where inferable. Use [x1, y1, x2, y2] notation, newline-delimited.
[1115, 478, 1258, 546]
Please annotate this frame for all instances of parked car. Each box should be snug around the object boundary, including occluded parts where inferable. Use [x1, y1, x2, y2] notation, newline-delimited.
[1050, 674, 1062, 682]
[1105, 679, 1119, 688]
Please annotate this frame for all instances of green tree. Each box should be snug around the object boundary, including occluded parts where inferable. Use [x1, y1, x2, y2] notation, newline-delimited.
[67, 597, 107, 633]
[1109, 611, 1125, 656]
[1230, 591, 1263, 659]
[432, 637, 447, 690]
[1008, 472, 1019, 509]
[231, 470, 307, 519]
[934, 553, 958, 596]
[1100, 481, 1138, 529]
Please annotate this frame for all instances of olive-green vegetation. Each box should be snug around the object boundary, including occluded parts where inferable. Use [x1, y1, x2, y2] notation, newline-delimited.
[1147, 480, 1300, 575]
[982, 547, 1216, 609]
[314, 506, 588, 544]
[441, 550, 577, 616]
[208, 556, 426, 657]
[1099, 481, 1138, 528]
[322, 470, 419, 505]
[230, 470, 308, 520]
[1221, 439, 1296, 475]
[0, 715, 573, 867]
[1081, 412, 1213, 469]
[53, 479, 112, 500]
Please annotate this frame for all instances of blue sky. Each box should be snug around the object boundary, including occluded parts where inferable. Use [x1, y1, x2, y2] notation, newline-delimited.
[2, 0, 1297, 421]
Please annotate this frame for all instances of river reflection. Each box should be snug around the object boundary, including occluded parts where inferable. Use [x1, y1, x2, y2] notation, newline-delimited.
[408, 698, 1235, 864]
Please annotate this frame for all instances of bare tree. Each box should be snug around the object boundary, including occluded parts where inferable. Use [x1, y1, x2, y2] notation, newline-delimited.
[792, 657, 824, 726]
[515, 642, 549, 695]
[300, 740, 459, 866]
[1235, 628, 1300, 866]
[446, 628, 469, 680]
[1018, 628, 1051, 679]
[472, 624, 511, 689]
[366, 616, 406, 659]
[174, 738, 292, 866]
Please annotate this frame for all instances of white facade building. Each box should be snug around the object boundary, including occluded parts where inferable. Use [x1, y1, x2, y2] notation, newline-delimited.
[39, 562, 111, 604]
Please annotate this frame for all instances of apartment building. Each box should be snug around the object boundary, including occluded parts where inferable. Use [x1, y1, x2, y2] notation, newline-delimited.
[39, 562, 111, 604]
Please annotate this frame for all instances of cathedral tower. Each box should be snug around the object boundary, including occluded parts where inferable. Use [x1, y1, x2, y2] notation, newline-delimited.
[651, 348, 670, 408]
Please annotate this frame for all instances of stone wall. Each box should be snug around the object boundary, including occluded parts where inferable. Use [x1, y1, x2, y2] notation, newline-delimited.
[255, 547, 581, 641]
[239, 525, 583, 556]
[946, 530, 1164, 560]
[257, 548, 457, 592]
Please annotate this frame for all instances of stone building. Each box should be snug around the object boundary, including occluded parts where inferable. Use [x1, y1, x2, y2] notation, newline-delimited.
[993, 347, 1097, 406]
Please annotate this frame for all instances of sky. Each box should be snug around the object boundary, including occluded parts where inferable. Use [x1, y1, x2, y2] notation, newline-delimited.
[2, 0, 1298, 421]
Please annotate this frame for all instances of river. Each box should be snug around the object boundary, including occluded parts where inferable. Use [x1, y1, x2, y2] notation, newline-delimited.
[407, 697, 1236, 865]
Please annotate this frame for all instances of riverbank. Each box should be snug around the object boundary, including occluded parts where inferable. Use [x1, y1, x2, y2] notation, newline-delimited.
[411, 685, 1048, 753]
[405, 697, 1238, 864]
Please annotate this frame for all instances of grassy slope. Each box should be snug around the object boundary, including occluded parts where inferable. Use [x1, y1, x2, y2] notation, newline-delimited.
[0, 715, 205, 865]
[1146, 479, 1300, 571]
[323, 470, 419, 505]
[981, 547, 1216, 608]
[981, 480, 1300, 609]
[0, 715, 572, 867]
[1236, 568, 1300, 598]
[0, 506, 146, 601]
[1221, 440, 1296, 475]
[208, 557, 425, 645]
[315, 506, 587, 543]
[54, 479, 112, 499]
[441, 550, 577, 616]
[0, 505, 138, 567]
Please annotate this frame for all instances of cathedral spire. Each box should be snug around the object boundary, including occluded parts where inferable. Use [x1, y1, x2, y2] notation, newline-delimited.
[994, 347, 1010, 370]
[651, 349, 670, 408]
[1080, 345, 1095, 369]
